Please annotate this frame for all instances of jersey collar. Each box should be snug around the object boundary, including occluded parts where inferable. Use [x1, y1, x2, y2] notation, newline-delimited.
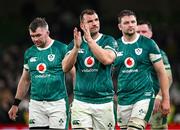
[37, 40, 54, 51]
[121, 34, 140, 44]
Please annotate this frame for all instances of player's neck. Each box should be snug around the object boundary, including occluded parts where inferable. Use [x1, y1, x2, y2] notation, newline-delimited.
[123, 33, 138, 42]
[44, 37, 53, 48]
[91, 32, 100, 40]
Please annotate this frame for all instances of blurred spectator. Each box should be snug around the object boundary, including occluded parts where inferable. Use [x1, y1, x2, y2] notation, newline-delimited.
[0, 87, 25, 124]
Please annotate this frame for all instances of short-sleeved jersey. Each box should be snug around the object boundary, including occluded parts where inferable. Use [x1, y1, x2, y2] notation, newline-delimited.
[151, 50, 172, 95]
[114, 34, 161, 105]
[67, 34, 117, 104]
[24, 40, 67, 101]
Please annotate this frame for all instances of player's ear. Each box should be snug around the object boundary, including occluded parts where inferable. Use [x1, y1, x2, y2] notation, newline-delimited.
[118, 23, 122, 31]
[150, 31, 153, 38]
[47, 30, 50, 35]
[80, 22, 84, 30]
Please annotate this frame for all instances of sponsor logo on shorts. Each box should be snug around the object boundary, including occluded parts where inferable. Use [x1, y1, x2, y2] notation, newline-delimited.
[29, 119, 35, 124]
[139, 109, 146, 116]
[72, 120, 80, 125]
[59, 118, 64, 126]
[107, 122, 113, 130]
[118, 117, 122, 123]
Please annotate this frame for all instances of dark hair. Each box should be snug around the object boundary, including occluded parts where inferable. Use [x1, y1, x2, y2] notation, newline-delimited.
[29, 17, 48, 32]
[80, 9, 97, 22]
[138, 20, 152, 31]
[117, 10, 136, 23]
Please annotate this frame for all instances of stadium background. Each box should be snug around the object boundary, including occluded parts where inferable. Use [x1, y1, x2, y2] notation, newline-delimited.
[0, 0, 180, 129]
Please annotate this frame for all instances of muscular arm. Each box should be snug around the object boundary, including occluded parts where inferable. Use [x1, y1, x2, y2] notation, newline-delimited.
[15, 69, 31, 100]
[62, 47, 79, 73]
[8, 69, 30, 120]
[87, 39, 116, 65]
[82, 24, 116, 65]
[153, 60, 170, 115]
[157, 69, 173, 96]
[68, 66, 76, 86]
[166, 69, 173, 87]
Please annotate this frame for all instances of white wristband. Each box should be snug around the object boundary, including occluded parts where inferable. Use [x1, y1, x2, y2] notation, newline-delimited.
[156, 95, 162, 100]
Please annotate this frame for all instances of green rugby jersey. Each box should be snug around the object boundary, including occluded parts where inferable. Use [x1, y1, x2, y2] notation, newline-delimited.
[67, 34, 117, 104]
[151, 50, 172, 95]
[114, 34, 161, 105]
[24, 40, 68, 101]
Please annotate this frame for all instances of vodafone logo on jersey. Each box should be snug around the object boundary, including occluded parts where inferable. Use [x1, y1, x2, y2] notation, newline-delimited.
[124, 57, 135, 68]
[84, 56, 95, 67]
[36, 63, 47, 73]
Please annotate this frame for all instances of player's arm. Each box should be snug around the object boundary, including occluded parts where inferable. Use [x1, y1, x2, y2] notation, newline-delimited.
[82, 24, 116, 65]
[157, 52, 173, 96]
[153, 60, 170, 115]
[62, 28, 81, 72]
[68, 66, 76, 87]
[161, 51, 173, 86]
[88, 40, 116, 65]
[157, 69, 172, 96]
[8, 69, 30, 120]
[166, 69, 173, 86]
[15, 69, 30, 100]
[62, 48, 78, 73]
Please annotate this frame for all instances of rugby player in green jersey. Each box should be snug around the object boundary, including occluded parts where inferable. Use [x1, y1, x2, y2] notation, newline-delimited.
[8, 17, 70, 129]
[137, 20, 173, 130]
[114, 10, 170, 130]
[62, 9, 117, 130]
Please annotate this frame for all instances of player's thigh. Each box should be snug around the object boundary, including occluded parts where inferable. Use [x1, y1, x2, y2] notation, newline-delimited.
[29, 99, 49, 128]
[92, 101, 115, 130]
[129, 98, 154, 129]
[48, 99, 68, 129]
[71, 99, 93, 129]
[117, 104, 133, 129]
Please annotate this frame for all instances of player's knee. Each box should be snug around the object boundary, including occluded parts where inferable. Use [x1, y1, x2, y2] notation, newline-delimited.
[127, 117, 146, 130]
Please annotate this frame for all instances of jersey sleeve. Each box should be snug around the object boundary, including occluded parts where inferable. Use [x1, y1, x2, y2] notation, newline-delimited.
[148, 39, 162, 64]
[23, 50, 29, 70]
[160, 50, 171, 70]
[104, 36, 118, 57]
[61, 44, 68, 58]
[65, 40, 74, 56]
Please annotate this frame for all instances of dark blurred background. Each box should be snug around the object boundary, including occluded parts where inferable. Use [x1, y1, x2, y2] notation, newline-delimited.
[0, 0, 180, 128]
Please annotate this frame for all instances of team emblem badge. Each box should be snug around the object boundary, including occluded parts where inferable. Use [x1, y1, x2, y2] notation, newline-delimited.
[36, 63, 46, 73]
[48, 54, 55, 61]
[124, 57, 135, 68]
[135, 48, 142, 55]
[84, 56, 95, 67]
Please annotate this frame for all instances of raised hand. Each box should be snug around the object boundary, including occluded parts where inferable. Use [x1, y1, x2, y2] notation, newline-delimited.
[73, 27, 82, 49]
[81, 24, 93, 43]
